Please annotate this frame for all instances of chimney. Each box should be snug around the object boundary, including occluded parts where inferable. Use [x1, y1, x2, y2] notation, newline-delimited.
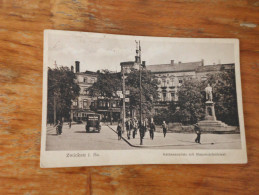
[75, 61, 80, 73]
[171, 60, 174, 65]
[201, 59, 204, 66]
[135, 56, 140, 63]
[54, 61, 57, 69]
[71, 65, 74, 72]
[142, 61, 146, 68]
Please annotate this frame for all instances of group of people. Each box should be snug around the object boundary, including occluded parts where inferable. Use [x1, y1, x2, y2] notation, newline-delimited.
[116, 117, 169, 141]
[116, 118, 202, 144]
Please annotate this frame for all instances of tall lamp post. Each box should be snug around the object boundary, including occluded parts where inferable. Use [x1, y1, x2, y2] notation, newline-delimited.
[136, 40, 146, 145]
[122, 66, 126, 133]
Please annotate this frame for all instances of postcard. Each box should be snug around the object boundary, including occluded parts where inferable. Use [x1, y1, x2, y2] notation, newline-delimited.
[41, 30, 247, 167]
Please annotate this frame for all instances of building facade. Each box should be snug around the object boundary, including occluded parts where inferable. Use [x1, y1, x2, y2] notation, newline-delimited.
[70, 59, 235, 121]
[70, 61, 98, 121]
[71, 61, 122, 122]
[146, 60, 234, 111]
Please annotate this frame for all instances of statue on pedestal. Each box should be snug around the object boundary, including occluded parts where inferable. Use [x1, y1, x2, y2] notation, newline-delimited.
[198, 83, 234, 131]
[205, 84, 213, 102]
[204, 84, 216, 121]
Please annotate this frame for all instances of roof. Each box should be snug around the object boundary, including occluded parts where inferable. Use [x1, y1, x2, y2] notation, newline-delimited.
[146, 61, 203, 73]
[120, 61, 135, 66]
[196, 64, 222, 72]
[76, 71, 97, 76]
[196, 63, 234, 72]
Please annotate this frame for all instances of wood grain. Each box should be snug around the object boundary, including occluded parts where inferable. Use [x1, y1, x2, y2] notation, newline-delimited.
[0, 0, 258, 194]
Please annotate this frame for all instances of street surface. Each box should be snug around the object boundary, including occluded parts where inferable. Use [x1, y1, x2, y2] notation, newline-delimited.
[108, 125, 242, 149]
[46, 123, 241, 151]
[46, 123, 133, 150]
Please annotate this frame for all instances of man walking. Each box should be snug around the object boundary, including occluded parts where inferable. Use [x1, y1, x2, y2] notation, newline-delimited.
[126, 119, 132, 140]
[143, 118, 148, 138]
[149, 118, 156, 140]
[162, 121, 167, 138]
[117, 122, 122, 140]
[55, 120, 63, 135]
[194, 124, 201, 144]
[132, 118, 138, 139]
[139, 121, 145, 145]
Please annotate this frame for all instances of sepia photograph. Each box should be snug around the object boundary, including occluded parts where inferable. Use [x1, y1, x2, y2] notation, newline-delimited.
[41, 30, 247, 167]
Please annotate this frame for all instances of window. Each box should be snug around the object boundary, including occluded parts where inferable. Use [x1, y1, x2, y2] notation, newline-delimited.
[112, 102, 116, 107]
[162, 79, 166, 87]
[84, 78, 87, 83]
[162, 92, 167, 101]
[171, 92, 175, 101]
[179, 80, 183, 84]
[89, 78, 96, 83]
[83, 100, 87, 108]
[73, 100, 78, 106]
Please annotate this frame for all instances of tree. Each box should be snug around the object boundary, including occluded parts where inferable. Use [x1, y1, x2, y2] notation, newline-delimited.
[87, 68, 159, 118]
[88, 70, 121, 98]
[174, 78, 205, 125]
[47, 67, 80, 123]
[206, 70, 239, 126]
[126, 69, 159, 118]
[172, 70, 239, 126]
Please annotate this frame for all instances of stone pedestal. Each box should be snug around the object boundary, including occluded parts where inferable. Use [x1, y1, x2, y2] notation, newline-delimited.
[198, 101, 237, 132]
[204, 101, 216, 121]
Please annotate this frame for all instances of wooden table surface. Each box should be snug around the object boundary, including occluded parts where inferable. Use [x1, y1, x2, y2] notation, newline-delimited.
[0, 0, 258, 194]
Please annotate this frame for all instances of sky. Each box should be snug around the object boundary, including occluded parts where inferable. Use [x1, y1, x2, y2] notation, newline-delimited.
[47, 31, 235, 72]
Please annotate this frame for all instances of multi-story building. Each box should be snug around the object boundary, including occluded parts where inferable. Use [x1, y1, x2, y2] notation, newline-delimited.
[91, 97, 121, 122]
[146, 60, 234, 111]
[71, 61, 122, 122]
[70, 61, 98, 121]
[70, 58, 234, 121]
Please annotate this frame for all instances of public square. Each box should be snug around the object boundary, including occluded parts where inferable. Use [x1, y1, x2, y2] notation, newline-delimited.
[46, 123, 241, 151]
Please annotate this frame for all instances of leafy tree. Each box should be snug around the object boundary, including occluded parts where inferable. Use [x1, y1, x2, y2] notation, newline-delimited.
[87, 70, 122, 116]
[174, 78, 205, 125]
[88, 68, 159, 118]
[206, 70, 239, 126]
[88, 70, 121, 97]
[171, 69, 239, 126]
[47, 67, 80, 123]
[126, 69, 159, 118]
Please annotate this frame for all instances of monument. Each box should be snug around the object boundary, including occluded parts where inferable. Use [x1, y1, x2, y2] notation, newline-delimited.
[198, 84, 237, 132]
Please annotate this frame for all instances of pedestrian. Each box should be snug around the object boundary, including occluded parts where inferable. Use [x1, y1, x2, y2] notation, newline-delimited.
[194, 123, 201, 144]
[117, 122, 122, 140]
[55, 120, 62, 135]
[149, 118, 156, 140]
[129, 119, 133, 138]
[162, 121, 167, 138]
[142, 118, 147, 137]
[69, 119, 72, 129]
[132, 118, 138, 139]
[125, 119, 131, 140]
[139, 121, 145, 145]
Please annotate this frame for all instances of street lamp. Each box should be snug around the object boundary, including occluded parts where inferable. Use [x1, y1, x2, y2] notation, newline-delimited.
[137, 40, 146, 145]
